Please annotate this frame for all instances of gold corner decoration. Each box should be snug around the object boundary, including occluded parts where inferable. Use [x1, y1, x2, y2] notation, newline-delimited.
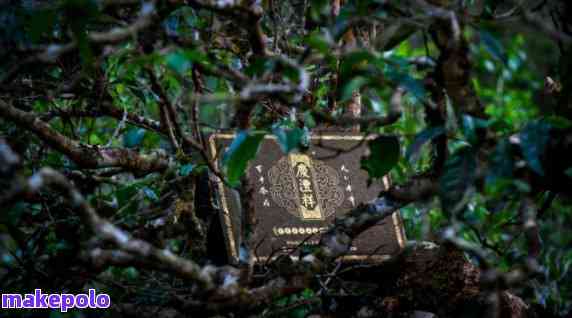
[208, 134, 238, 262]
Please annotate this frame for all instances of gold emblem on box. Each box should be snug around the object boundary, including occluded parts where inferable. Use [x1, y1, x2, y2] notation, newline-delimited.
[208, 133, 406, 263]
[268, 153, 344, 221]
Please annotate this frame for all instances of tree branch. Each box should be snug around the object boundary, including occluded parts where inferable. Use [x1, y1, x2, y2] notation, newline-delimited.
[0, 99, 171, 174]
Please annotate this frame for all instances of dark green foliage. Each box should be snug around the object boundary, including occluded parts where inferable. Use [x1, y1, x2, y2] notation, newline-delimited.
[519, 120, 552, 176]
[273, 127, 308, 153]
[406, 126, 445, 164]
[439, 146, 477, 216]
[361, 135, 400, 181]
[222, 130, 266, 187]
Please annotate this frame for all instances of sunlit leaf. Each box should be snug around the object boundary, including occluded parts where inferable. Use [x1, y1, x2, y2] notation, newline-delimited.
[89, 133, 102, 145]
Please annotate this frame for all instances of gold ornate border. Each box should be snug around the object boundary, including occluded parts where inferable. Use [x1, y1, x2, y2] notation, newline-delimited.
[208, 133, 406, 264]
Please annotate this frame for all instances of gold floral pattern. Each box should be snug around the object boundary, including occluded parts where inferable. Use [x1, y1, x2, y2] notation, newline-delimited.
[268, 153, 344, 220]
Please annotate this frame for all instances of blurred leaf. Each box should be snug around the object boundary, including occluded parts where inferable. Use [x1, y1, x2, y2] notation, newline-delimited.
[375, 22, 416, 51]
[361, 135, 400, 180]
[123, 267, 139, 281]
[513, 180, 531, 193]
[564, 167, 572, 178]
[222, 130, 265, 187]
[341, 77, 369, 101]
[163, 7, 203, 37]
[179, 163, 195, 177]
[273, 127, 307, 153]
[166, 51, 192, 75]
[289, 307, 309, 318]
[307, 0, 329, 23]
[340, 50, 377, 80]
[439, 146, 476, 215]
[123, 128, 146, 148]
[519, 120, 552, 175]
[545, 115, 572, 129]
[245, 57, 275, 77]
[480, 30, 508, 64]
[461, 114, 489, 145]
[483, 0, 499, 18]
[165, 49, 207, 75]
[305, 31, 333, 54]
[406, 126, 445, 164]
[142, 187, 159, 202]
[486, 138, 514, 192]
[116, 184, 139, 207]
[303, 111, 317, 128]
[88, 133, 102, 145]
[385, 67, 426, 101]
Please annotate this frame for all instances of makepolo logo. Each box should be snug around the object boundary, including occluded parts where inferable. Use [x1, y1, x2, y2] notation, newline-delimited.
[1, 289, 111, 312]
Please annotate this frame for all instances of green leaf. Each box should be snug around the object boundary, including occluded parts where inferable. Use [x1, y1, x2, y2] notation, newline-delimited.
[519, 121, 552, 175]
[289, 307, 309, 318]
[461, 115, 489, 145]
[143, 187, 159, 202]
[361, 135, 400, 180]
[486, 138, 514, 190]
[339, 51, 377, 80]
[222, 130, 265, 187]
[565, 167, 572, 178]
[245, 57, 276, 77]
[88, 133, 102, 145]
[385, 68, 426, 101]
[480, 30, 507, 64]
[439, 146, 477, 216]
[406, 126, 445, 164]
[179, 163, 195, 177]
[544, 115, 572, 129]
[166, 51, 192, 75]
[303, 111, 317, 128]
[273, 127, 307, 153]
[305, 31, 333, 55]
[341, 76, 369, 101]
[123, 267, 139, 281]
[123, 128, 146, 148]
[116, 184, 139, 207]
[165, 49, 207, 75]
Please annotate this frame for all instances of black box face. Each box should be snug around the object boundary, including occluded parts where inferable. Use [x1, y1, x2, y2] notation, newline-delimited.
[208, 133, 406, 263]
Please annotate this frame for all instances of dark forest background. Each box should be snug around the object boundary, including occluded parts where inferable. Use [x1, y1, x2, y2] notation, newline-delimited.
[1, 0, 572, 317]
